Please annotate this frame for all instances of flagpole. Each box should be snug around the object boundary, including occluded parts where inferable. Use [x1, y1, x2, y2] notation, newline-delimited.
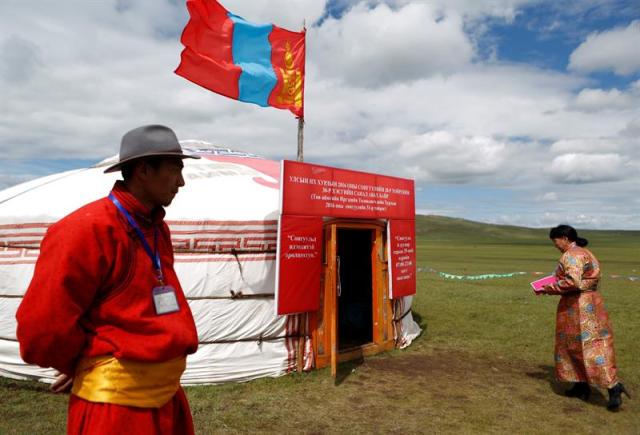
[296, 117, 306, 374]
[296, 20, 307, 373]
[296, 117, 304, 162]
[296, 19, 306, 163]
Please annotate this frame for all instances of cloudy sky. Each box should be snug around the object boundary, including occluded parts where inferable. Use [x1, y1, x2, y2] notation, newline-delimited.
[1, 0, 639, 229]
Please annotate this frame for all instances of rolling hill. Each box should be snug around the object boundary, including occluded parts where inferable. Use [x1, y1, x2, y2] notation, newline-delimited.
[415, 215, 640, 246]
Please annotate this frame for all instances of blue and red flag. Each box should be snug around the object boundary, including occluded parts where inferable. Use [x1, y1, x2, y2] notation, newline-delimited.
[175, 0, 305, 118]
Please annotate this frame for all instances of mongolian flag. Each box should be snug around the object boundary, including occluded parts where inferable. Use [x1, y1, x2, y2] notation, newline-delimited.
[175, 0, 305, 118]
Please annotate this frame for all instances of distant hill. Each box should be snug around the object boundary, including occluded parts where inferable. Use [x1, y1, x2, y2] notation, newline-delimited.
[415, 215, 640, 246]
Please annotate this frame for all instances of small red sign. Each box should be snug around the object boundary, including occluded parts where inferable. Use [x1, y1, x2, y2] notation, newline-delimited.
[388, 219, 417, 298]
[276, 215, 323, 314]
[282, 161, 415, 219]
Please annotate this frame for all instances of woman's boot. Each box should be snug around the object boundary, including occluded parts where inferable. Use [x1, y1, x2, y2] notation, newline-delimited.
[607, 383, 631, 412]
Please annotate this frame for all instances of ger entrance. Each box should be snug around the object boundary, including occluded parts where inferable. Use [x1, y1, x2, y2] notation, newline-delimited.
[311, 221, 395, 375]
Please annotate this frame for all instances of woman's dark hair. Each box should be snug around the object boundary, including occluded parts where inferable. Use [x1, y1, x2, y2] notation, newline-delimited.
[549, 224, 588, 247]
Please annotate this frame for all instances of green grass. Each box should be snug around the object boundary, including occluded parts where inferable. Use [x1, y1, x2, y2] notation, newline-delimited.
[1, 215, 638, 434]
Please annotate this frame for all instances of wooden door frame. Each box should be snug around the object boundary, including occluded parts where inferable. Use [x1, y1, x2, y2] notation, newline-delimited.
[310, 219, 395, 371]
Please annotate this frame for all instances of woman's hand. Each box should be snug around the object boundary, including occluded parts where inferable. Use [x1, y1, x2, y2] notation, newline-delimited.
[50, 372, 73, 393]
[541, 284, 553, 294]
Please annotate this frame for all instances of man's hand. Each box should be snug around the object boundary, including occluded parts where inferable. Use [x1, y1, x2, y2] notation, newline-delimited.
[50, 372, 73, 393]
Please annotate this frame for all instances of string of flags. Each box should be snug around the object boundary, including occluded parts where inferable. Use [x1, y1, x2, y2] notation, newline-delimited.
[417, 268, 639, 282]
[438, 271, 526, 281]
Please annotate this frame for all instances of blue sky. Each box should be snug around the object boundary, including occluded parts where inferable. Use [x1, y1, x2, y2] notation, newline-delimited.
[485, 1, 638, 75]
[1, 0, 639, 228]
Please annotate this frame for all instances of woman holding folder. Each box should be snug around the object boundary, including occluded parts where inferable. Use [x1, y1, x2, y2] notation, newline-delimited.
[541, 225, 630, 411]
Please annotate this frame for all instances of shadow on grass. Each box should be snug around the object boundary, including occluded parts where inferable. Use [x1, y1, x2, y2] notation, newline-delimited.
[410, 311, 428, 344]
[526, 364, 563, 396]
[0, 378, 50, 394]
[334, 357, 365, 387]
[412, 311, 427, 331]
[525, 364, 609, 408]
[331, 309, 427, 388]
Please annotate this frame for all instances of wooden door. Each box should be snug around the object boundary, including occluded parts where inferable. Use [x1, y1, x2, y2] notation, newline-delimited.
[310, 221, 395, 372]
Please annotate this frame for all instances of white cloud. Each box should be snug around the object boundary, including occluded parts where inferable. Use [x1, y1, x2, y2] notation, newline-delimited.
[569, 20, 640, 75]
[381, 0, 542, 21]
[572, 87, 636, 112]
[0, 36, 43, 83]
[310, 2, 474, 87]
[620, 117, 640, 137]
[0, 0, 324, 160]
[538, 192, 558, 201]
[0, 0, 639, 228]
[549, 133, 639, 170]
[1, 0, 630, 164]
[550, 138, 621, 153]
[497, 211, 615, 230]
[395, 131, 507, 182]
[221, 0, 326, 30]
[547, 153, 628, 183]
[303, 62, 625, 158]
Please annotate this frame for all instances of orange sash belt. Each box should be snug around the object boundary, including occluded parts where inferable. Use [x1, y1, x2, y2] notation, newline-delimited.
[71, 355, 186, 408]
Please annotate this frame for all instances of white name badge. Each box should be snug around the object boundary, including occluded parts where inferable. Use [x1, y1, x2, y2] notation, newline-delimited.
[152, 285, 180, 315]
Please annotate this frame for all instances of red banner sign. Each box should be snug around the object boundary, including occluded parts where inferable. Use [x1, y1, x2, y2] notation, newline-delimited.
[282, 161, 415, 219]
[276, 215, 323, 315]
[276, 161, 416, 315]
[388, 220, 417, 298]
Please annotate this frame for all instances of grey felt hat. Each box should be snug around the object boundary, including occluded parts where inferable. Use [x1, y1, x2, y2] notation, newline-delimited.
[104, 125, 200, 173]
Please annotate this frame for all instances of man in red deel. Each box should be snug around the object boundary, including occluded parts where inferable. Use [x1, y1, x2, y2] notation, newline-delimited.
[16, 125, 200, 434]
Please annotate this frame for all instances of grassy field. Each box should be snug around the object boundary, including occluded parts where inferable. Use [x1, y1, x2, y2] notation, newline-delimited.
[1, 215, 638, 434]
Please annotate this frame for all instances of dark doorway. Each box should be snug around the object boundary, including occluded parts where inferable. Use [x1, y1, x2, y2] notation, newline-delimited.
[337, 229, 373, 350]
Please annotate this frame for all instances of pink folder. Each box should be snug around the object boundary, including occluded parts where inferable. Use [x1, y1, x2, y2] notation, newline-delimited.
[530, 275, 556, 294]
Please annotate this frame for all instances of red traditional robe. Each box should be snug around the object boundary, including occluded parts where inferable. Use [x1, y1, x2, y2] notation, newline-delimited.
[16, 181, 198, 434]
[546, 244, 618, 388]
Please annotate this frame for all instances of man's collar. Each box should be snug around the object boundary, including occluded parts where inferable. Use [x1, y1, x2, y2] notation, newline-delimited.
[111, 181, 166, 225]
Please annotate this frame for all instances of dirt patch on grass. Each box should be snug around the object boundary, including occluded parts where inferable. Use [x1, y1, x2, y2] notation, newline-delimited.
[349, 347, 531, 392]
[308, 346, 637, 434]
[310, 348, 541, 433]
[366, 348, 495, 377]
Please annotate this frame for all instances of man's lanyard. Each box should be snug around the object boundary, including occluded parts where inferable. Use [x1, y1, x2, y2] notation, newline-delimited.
[109, 193, 164, 284]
